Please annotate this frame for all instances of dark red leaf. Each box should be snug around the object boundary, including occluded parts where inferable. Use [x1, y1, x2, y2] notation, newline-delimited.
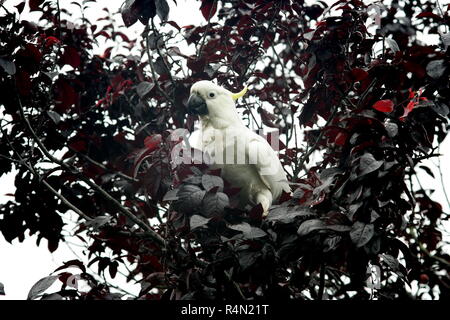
[121, 0, 139, 27]
[187, 57, 205, 73]
[416, 12, 442, 19]
[350, 68, 368, 81]
[45, 36, 61, 48]
[61, 46, 81, 68]
[109, 261, 118, 279]
[278, 191, 292, 204]
[113, 32, 130, 42]
[94, 31, 111, 39]
[258, 107, 279, 128]
[15, 70, 32, 96]
[419, 274, 430, 284]
[372, 99, 394, 113]
[144, 134, 162, 152]
[15, 1, 26, 14]
[54, 260, 86, 273]
[48, 239, 59, 253]
[200, 0, 217, 20]
[155, 0, 169, 21]
[165, 20, 181, 31]
[403, 61, 426, 78]
[21, 43, 42, 64]
[58, 272, 73, 285]
[54, 79, 78, 112]
[68, 140, 87, 152]
[399, 101, 417, 121]
[29, 0, 44, 11]
[335, 132, 347, 146]
[101, 47, 113, 59]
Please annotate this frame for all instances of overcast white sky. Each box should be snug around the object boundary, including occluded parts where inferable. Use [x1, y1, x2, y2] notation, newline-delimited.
[0, 0, 449, 300]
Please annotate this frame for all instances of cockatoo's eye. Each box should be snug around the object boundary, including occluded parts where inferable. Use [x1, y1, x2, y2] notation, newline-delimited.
[208, 92, 215, 98]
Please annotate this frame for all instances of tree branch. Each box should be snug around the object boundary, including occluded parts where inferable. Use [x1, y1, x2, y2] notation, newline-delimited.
[294, 106, 338, 180]
[409, 227, 450, 267]
[241, 5, 279, 82]
[15, 90, 166, 247]
[143, 26, 176, 107]
[150, 18, 177, 89]
[197, 0, 217, 58]
[70, 147, 138, 183]
[436, 147, 450, 209]
[41, 178, 93, 222]
[2, 136, 92, 222]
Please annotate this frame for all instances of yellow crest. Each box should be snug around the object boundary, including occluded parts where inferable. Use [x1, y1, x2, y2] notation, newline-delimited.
[231, 86, 248, 101]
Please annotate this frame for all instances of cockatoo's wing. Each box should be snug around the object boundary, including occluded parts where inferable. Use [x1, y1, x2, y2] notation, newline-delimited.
[246, 131, 290, 200]
[188, 128, 202, 150]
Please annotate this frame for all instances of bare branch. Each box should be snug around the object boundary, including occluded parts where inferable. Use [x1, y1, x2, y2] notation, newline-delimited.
[41, 178, 93, 222]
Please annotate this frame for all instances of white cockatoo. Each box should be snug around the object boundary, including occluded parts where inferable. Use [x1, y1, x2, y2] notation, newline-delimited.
[187, 80, 290, 215]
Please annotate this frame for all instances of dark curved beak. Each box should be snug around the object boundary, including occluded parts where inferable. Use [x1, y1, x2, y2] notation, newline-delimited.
[187, 93, 208, 116]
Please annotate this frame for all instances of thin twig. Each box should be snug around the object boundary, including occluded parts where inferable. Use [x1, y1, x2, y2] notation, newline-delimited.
[150, 19, 177, 88]
[62, 241, 138, 298]
[71, 147, 138, 183]
[42, 178, 93, 221]
[294, 106, 338, 179]
[436, 0, 449, 33]
[0, 154, 23, 164]
[0, 0, 11, 15]
[197, 0, 217, 58]
[224, 270, 246, 300]
[409, 227, 450, 267]
[436, 147, 450, 209]
[241, 3, 280, 81]
[357, 77, 378, 108]
[406, 177, 450, 268]
[2, 138, 92, 222]
[413, 153, 442, 163]
[143, 27, 176, 107]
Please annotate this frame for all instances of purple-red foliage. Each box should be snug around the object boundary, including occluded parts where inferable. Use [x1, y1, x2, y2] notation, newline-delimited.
[0, 0, 449, 300]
